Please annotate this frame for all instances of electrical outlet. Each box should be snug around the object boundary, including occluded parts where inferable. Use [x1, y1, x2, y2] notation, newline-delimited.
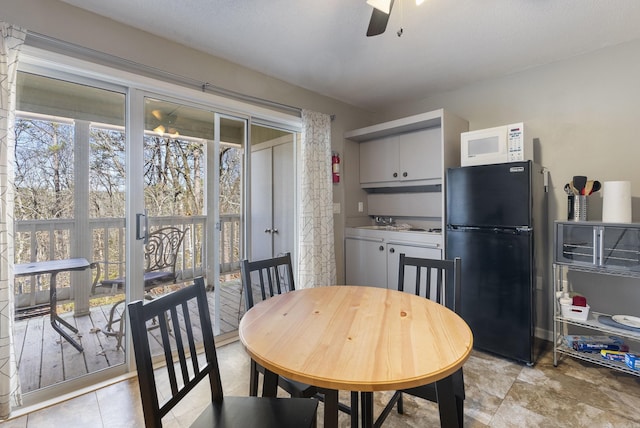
[333, 202, 341, 214]
[358, 202, 364, 212]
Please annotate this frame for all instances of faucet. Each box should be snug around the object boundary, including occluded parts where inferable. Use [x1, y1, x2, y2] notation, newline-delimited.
[374, 216, 395, 226]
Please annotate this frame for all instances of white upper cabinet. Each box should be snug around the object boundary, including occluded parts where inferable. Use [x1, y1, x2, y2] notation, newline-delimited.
[359, 135, 399, 184]
[346, 109, 468, 189]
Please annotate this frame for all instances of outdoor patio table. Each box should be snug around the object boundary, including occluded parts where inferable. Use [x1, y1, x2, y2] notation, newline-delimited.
[14, 258, 91, 352]
[239, 285, 473, 427]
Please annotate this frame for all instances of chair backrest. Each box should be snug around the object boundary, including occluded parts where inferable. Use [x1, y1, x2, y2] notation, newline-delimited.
[241, 252, 295, 310]
[397, 253, 462, 313]
[128, 277, 222, 428]
[144, 226, 186, 277]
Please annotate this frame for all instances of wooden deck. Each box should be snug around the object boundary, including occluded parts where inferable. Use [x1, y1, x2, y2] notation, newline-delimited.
[13, 278, 246, 394]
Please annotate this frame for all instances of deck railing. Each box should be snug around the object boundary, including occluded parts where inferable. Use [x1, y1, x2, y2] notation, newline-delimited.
[14, 214, 241, 311]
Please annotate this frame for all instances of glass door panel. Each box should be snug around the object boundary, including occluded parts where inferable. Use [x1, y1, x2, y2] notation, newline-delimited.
[142, 97, 211, 356]
[14, 72, 127, 395]
[215, 116, 245, 336]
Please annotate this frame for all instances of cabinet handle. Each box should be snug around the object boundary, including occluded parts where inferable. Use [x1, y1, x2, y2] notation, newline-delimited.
[402, 172, 408, 177]
[389, 247, 395, 254]
[264, 228, 272, 233]
[272, 228, 279, 234]
[393, 172, 398, 178]
[379, 245, 384, 251]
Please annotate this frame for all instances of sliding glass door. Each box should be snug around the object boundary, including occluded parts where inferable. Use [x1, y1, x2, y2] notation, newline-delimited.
[13, 71, 249, 401]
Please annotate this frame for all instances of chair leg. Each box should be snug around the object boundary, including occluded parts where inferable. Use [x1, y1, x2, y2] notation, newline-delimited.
[249, 359, 259, 396]
[106, 298, 125, 333]
[373, 391, 401, 428]
[104, 298, 126, 350]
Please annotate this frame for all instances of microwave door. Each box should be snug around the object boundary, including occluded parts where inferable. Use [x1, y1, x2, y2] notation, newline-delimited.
[461, 128, 507, 166]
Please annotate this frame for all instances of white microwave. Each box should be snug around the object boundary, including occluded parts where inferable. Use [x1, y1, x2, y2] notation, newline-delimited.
[460, 122, 532, 167]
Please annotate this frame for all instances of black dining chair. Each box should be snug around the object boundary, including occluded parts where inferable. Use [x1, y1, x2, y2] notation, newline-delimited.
[241, 253, 358, 425]
[375, 253, 465, 428]
[128, 277, 318, 428]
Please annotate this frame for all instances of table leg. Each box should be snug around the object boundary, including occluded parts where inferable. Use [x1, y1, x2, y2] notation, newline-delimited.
[262, 368, 278, 398]
[49, 272, 84, 352]
[435, 375, 460, 428]
[321, 388, 339, 428]
[361, 391, 373, 428]
[351, 391, 359, 427]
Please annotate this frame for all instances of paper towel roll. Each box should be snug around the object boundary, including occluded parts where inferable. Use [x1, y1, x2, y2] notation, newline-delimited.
[602, 181, 632, 223]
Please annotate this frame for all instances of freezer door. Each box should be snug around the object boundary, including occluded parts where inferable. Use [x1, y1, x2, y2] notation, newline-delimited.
[446, 227, 534, 364]
[447, 161, 532, 227]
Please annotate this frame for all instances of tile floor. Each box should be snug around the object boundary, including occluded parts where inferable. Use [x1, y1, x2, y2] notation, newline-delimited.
[1, 340, 640, 427]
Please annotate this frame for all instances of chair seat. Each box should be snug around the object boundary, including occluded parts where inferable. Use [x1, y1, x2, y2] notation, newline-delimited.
[192, 396, 318, 428]
[100, 271, 175, 288]
[143, 271, 175, 287]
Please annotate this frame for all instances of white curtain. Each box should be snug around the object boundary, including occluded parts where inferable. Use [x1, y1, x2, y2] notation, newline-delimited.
[297, 110, 336, 289]
[0, 22, 26, 418]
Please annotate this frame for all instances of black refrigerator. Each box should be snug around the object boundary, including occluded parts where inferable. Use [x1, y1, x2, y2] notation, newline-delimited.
[445, 161, 547, 365]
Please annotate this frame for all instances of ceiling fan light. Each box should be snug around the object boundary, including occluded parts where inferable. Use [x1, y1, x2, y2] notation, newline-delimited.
[151, 109, 163, 121]
[366, 0, 392, 14]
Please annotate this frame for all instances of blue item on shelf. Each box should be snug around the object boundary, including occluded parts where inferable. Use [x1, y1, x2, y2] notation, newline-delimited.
[598, 315, 640, 332]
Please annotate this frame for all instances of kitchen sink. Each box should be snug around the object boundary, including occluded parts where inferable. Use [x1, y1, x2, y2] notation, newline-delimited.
[357, 225, 397, 230]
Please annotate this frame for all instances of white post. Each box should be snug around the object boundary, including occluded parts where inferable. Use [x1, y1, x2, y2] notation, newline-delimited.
[73, 120, 92, 316]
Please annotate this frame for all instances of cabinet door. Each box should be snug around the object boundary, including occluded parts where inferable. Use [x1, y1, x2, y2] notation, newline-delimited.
[600, 225, 640, 270]
[398, 128, 442, 182]
[345, 238, 387, 288]
[359, 136, 399, 184]
[386, 243, 442, 296]
[272, 141, 295, 257]
[250, 147, 274, 260]
[555, 223, 597, 266]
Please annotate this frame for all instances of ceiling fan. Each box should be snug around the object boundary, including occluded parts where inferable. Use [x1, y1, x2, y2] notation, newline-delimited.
[366, 0, 424, 37]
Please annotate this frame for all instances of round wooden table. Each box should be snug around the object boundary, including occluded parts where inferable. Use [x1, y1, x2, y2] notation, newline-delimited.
[239, 285, 473, 427]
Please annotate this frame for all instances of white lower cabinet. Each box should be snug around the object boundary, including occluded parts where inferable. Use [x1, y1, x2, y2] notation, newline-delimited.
[345, 231, 442, 289]
[345, 237, 387, 288]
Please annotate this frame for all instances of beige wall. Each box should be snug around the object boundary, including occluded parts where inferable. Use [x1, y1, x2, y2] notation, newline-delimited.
[2, 0, 376, 284]
[378, 39, 640, 336]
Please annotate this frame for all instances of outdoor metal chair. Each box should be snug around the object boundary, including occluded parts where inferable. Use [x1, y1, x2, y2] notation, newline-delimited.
[92, 226, 186, 349]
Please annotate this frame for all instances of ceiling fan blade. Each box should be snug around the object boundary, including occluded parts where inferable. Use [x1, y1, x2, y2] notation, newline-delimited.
[366, 0, 394, 37]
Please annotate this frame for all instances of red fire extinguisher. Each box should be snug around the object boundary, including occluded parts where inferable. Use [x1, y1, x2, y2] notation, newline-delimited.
[332, 152, 340, 184]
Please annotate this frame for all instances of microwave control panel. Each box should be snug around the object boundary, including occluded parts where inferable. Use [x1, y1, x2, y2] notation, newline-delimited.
[507, 123, 525, 161]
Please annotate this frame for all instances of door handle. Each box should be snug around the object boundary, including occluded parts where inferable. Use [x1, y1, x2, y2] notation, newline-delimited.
[136, 210, 149, 244]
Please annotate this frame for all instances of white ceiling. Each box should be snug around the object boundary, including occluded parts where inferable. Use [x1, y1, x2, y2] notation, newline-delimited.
[59, 0, 640, 112]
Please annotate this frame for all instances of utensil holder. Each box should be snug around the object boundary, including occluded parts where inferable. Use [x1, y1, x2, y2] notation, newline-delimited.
[572, 195, 587, 221]
[567, 195, 575, 220]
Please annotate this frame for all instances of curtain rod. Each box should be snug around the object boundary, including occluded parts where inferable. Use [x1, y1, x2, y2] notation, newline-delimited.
[24, 31, 304, 117]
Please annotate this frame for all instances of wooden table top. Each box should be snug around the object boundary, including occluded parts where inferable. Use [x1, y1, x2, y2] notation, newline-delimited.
[239, 285, 473, 392]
